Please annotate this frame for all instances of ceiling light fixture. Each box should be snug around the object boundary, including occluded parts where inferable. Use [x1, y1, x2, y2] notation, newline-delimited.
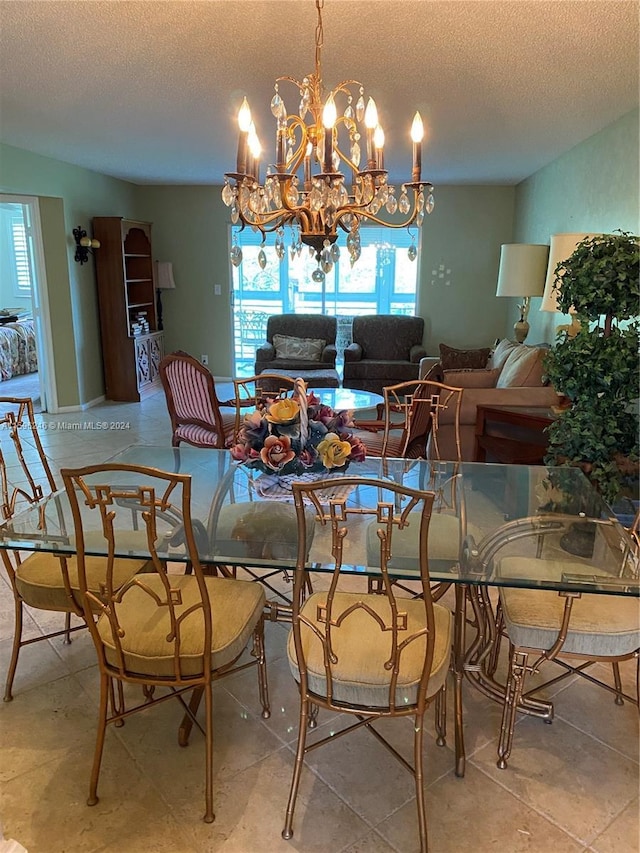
[221, 0, 434, 275]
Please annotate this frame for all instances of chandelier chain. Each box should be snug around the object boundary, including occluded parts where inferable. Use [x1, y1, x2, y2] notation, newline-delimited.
[315, 0, 324, 81]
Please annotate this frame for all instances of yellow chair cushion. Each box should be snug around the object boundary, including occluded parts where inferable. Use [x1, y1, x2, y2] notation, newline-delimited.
[14, 551, 150, 612]
[97, 574, 266, 677]
[499, 557, 640, 658]
[287, 591, 452, 708]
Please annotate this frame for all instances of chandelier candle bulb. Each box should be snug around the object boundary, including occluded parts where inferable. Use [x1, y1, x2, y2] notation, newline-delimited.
[236, 97, 252, 175]
[248, 123, 261, 182]
[322, 95, 337, 173]
[374, 125, 385, 171]
[411, 112, 424, 183]
[364, 97, 378, 170]
[303, 141, 312, 187]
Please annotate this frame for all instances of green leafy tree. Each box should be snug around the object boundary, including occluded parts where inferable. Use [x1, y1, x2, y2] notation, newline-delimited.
[543, 231, 639, 505]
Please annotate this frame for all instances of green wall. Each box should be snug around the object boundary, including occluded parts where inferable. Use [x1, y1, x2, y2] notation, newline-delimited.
[513, 109, 639, 343]
[137, 184, 516, 375]
[136, 186, 234, 376]
[1, 108, 637, 407]
[0, 143, 138, 407]
[419, 185, 515, 349]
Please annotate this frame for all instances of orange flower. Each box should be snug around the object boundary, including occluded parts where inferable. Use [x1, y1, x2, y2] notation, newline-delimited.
[265, 398, 300, 424]
[260, 434, 296, 471]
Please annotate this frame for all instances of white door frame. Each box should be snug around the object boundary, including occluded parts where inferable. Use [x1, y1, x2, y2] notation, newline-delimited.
[0, 194, 57, 412]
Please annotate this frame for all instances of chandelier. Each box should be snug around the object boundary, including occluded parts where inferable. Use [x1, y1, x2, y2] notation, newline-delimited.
[221, 0, 434, 274]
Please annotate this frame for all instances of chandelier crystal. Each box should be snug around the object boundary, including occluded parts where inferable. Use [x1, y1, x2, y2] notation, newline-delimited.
[222, 0, 434, 272]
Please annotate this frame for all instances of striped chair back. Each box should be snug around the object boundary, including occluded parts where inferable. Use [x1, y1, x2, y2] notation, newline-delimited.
[159, 351, 234, 448]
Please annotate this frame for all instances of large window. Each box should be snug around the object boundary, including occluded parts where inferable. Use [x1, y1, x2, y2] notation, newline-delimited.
[230, 227, 420, 374]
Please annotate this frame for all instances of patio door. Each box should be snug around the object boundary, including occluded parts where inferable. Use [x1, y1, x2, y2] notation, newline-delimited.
[229, 226, 420, 376]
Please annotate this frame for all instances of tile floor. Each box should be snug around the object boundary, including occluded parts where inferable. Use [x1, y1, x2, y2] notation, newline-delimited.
[0, 383, 638, 853]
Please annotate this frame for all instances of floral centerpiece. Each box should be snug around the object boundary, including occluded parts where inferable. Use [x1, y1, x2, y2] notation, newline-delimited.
[230, 378, 366, 477]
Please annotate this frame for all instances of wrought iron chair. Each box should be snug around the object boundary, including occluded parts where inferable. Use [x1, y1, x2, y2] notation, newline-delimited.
[282, 477, 453, 852]
[0, 397, 151, 701]
[60, 462, 271, 823]
[159, 350, 236, 448]
[493, 515, 640, 770]
[352, 379, 464, 462]
[353, 380, 470, 602]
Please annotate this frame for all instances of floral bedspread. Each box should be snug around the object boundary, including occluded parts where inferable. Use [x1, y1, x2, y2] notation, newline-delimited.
[0, 319, 38, 381]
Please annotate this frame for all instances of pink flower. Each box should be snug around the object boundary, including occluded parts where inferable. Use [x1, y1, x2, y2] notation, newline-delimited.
[230, 443, 260, 462]
[345, 433, 367, 463]
[230, 443, 248, 462]
[299, 446, 319, 468]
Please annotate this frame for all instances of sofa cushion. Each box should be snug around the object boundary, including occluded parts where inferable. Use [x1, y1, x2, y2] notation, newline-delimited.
[443, 367, 501, 389]
[439, 343, 490, 370]
[496, 346, 546, 388]
[487, 338, 520, 371]
[273, 334, 325, 361]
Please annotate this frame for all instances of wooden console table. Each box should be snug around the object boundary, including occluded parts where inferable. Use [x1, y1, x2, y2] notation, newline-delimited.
[474, 405, 556, 464]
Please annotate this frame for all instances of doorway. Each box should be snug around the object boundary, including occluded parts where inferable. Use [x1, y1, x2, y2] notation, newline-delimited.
[0, 195, 54, 411]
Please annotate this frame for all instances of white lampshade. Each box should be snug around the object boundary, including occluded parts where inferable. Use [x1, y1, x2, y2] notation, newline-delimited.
[540, 233, 596, 313]
[155, 261, 176, 290]
[495, 244, 549, 298]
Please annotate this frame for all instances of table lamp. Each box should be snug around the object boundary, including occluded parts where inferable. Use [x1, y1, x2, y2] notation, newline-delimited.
[540, 233, 597, 337]
[154, 261, 176, 331]
[495, 243, 549, 342]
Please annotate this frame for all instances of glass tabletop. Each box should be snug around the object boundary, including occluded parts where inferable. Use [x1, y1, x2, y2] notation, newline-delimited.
[0, 446, 637, 596]
[217, 383, 382, 414]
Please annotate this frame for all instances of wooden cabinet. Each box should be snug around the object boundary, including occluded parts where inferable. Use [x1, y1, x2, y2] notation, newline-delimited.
[92, 217, 164, 401]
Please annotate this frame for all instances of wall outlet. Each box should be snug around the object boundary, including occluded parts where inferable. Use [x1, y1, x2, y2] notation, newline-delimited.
[201, 354, 208, 365]
[214, 284, 222, 296]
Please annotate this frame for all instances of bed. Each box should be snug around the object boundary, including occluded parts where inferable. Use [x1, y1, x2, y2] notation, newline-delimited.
[0, 318, 38, 381]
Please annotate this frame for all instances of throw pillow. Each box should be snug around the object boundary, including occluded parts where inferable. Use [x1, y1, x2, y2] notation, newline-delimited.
[487, 338, 520, 371]
[273, 334, 326, 361]
[439, 343, 491, 370]
[496, 346, 546, 388]
[443, 367, 501, 389]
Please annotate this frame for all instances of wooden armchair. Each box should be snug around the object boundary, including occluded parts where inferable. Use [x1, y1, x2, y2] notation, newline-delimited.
[159, 351, 236, 448]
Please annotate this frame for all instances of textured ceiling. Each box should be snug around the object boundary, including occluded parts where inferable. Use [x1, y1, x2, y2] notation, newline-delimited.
[1, 1, 638, 186]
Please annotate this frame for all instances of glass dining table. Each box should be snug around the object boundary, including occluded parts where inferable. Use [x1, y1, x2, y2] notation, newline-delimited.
[1, 445, 637, 776]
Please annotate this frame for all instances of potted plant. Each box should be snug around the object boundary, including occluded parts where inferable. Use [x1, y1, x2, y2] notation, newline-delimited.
[543, 230, 639, 510]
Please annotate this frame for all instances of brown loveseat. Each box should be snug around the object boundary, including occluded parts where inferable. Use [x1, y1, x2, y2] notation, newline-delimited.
[419, 340, 559, 461]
